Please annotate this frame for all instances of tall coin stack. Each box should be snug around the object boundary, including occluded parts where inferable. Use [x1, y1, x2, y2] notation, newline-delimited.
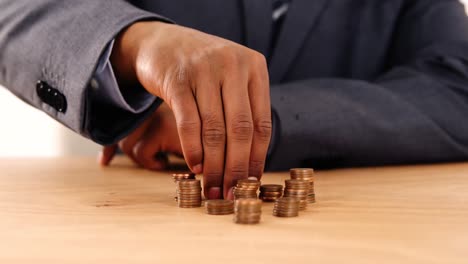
[273, 197, 300, 217]
[259, 184, 283, 202]
[172, 173, 196, 201]
[233, 179, 260, 199]
[233, 198, 262, 224]
[283, 179, 309, 210]
[177, 179, 202, 208]
[205, 200, 234, 215]
[290, 168, 315, 203]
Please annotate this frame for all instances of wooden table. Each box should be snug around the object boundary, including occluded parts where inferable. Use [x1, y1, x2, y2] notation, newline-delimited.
[0, 157, 467, 264]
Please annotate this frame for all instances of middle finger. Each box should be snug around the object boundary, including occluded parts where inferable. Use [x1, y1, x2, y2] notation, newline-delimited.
[195, 73, 226, 200]
[221, 69, 253, 199]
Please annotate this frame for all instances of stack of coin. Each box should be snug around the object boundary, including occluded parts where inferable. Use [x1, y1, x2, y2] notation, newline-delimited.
[172, 173, 196, 182]
[233, 179, 260, 199]
[273, 197, 300, 217]
[259, 184, 283, 202]
[172, 173, 196, 201]
[177, 179, 202, 208]
[205, 199, 234, 215]
[290, 168, 315, 203]
[233, 198, 262, 224]
[283, 179, 309, 210]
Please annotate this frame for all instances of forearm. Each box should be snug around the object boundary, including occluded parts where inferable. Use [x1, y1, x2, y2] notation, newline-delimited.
[267, 67, 468, 170]
[0, 0, 170, 142]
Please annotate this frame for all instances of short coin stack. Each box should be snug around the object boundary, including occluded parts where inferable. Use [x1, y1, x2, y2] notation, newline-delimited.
[177, 179, 202, 208]
[233, 179, 260, 199]
[283, 179, 309, 210]
[259, 184, 283, 202]
[273, 197, 300, 217]
[233, 198, 262, 224]
[290, 168, 315, 203]
[172, 173, 196, 201]
[205, 199, 234, 215]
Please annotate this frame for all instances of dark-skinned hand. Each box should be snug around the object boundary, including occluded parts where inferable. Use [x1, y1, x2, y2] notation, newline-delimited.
[100, 21, 272, 200]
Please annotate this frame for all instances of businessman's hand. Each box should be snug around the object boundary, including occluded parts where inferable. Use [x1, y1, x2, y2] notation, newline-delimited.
[110, 21, 271, 199]
[100, 102, 182, 171]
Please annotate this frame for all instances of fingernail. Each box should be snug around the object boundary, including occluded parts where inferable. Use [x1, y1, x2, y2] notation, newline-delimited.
[227, 187, 235, 200]
[192, 164, 203, 174]
[208, 187, 221, 200]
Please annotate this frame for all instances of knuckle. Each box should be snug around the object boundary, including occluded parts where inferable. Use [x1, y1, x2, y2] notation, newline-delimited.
[118, 141, 132, 154]
[248, 51, 268, 79]
[230, 114, 253, 141]
[170, 63, 192, 87]
[217, 45, 245, 67]
[254, 118, 272, 142]
[228, 164, 249, 184]
[177, 120, 200, 136]
[203, 125, 226, 147]
[134, 144, 147, 161]
[189, 55, 210, 74]
[250, 51, 267, 67]
[249, 159, 265, 178]
[202, 114, 226, 147]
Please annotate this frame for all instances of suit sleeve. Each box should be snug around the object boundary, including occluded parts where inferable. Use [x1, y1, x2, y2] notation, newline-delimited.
[267, 0, 468, 170]
[92, 40, 156, 115]
[0, 0, 171, 145]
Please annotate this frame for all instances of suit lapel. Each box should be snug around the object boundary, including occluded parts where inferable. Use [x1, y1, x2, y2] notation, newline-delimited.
[241, 0, 273, 57]
[269, 0, 329, 83]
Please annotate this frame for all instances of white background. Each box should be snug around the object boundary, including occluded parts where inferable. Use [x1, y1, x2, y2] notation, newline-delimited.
[0, 1, 467, 157]
[0, 88, 100, 157]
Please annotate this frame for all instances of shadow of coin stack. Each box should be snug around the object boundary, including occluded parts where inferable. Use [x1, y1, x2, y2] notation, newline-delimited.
[177, 179, 202, 208]
[172, 173, 196, 201]
[205, 199, 234, 215]
[233, 198, 262, 224]
[259, 184, 283, 202]
[290, 168, 315, 203]
[233, 179, 260, 199]
[283, 179, 309, 210]
[273, 197, 300, 217]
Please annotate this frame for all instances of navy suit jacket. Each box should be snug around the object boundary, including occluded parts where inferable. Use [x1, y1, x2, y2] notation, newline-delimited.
[1, 0, 468, 170]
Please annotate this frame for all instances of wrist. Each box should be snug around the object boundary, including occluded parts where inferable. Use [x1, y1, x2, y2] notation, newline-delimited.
[110, 21, 164, 89]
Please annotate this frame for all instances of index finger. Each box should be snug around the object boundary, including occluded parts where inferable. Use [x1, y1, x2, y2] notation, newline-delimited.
[169, 87, 204, 175]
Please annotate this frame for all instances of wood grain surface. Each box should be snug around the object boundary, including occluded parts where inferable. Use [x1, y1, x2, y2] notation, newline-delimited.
[0, 157, 467, 264]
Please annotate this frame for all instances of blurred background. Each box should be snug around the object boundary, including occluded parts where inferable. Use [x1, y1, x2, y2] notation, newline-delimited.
[1, 1, 467, 157]
[0, 88, 100, 157]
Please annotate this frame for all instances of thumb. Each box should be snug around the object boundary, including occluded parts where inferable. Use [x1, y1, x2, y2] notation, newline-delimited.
[99, 145, 118, 166]
[133, 141, 169, 171]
